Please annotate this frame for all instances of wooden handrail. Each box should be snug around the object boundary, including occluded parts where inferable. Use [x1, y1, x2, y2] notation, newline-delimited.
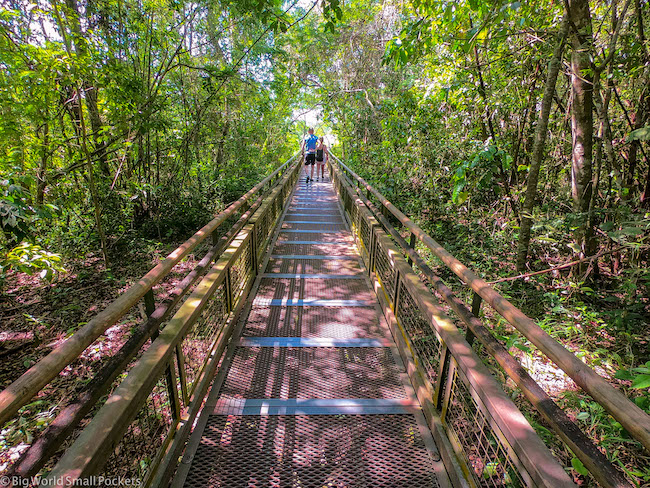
[0, 154, 300, 427]
[341, 170, 631, 488]
[330, 162, 574, 487]
[47, 230, 246, 483]
[329, 154, 650, 454]
[45, 160, 301, 485]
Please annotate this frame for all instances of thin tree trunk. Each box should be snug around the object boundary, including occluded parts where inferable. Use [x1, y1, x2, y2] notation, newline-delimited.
[64, 0, 110, 176]
[78, 87, 110, 269]
[36, 120, 49, 205]
[53, 0, 110, 268]
[635, 0, 650, 206]
[511, 66, 541, 186]
[568, 0, 595, 260]
[516, 18, 570, 271]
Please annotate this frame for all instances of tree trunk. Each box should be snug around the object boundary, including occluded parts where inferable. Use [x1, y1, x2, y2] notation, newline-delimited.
[63, 0, 110, 176]
[36, 120, 49, 205]
[515, 18, 569, 271]
[568, 0, 595, 259]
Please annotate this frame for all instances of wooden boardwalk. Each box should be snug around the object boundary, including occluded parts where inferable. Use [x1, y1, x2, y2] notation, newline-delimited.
[173, 175, 450, 487]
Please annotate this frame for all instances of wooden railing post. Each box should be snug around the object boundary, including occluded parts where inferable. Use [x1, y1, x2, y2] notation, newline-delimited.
[433, 344, 451, 409]
[144, 289, 155, 317]
[176, 345, 189, 406]
[466, 292, 483, 346]
[166, 358, 182, 421]
[225, 267, 233, 313]
[250, 223, 258, 274]
[368, 225, 377, 277]
[407, 232, 416, 266]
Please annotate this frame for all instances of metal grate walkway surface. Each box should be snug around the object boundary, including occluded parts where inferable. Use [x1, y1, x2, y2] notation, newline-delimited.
[173, 175, 450, 488]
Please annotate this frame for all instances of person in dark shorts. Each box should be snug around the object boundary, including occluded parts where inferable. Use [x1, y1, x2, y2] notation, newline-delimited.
[301, 128, 318, 182]
[315, 136, 329, 181]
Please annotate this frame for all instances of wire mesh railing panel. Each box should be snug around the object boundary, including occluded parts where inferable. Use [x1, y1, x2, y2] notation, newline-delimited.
[343, 190, 353, 220]
[444, 367, 526, 488]
[350, 197, 360, 232]
[255, 207, 272, 257]
[185, 414, 441, 488]
[181, 282, 228, 395]
[102, 374, 175, 485]
[229, 240, 253, 304]
[396, 281, 443, 386]
[374, 239, 396, 303]
[359, 213, 372, 255]
[271, 194, 279, 220]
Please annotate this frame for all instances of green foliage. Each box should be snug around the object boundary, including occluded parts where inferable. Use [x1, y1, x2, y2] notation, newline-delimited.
[451, 144, 512, 205]
[1, 242, 65, 281]
[1, 175, 58, 244]
[616, 363, 650, 391]
[627, 126, 650, 142]
[322, 0, 344, 32]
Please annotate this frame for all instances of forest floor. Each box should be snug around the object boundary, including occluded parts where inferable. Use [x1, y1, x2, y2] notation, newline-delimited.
[417, 210, 650, 486]
[0, 238, 206, 472]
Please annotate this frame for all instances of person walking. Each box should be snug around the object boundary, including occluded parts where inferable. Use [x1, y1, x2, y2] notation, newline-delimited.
[300, 128, 318, 182]
[315, 137, 329, 181]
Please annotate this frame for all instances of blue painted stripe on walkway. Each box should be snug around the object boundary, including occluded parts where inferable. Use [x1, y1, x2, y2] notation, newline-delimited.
[279, 229, 345, 233]
[261, 273, 363, 279]
[285, 213, 341, 216]
[273, 241, 352, 245]
[282, 220, 344, 224]
[253, 299, 375, 307]
[270, 255, 357, 260]
[212, 398, 420, 416]
[237, 337, 392, 347]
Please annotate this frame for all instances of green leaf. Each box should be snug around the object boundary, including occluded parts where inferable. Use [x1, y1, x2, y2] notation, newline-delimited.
[571, 457, 589, 476]
[568, 242, 581, 253]
[627, 126, 650, 141]
[614, 369, 633, 380]
[631, 374, 650, 389]
[482, 462, 499, 478]
[600, 221, 615, 232]
[456, 191, 469, 204]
